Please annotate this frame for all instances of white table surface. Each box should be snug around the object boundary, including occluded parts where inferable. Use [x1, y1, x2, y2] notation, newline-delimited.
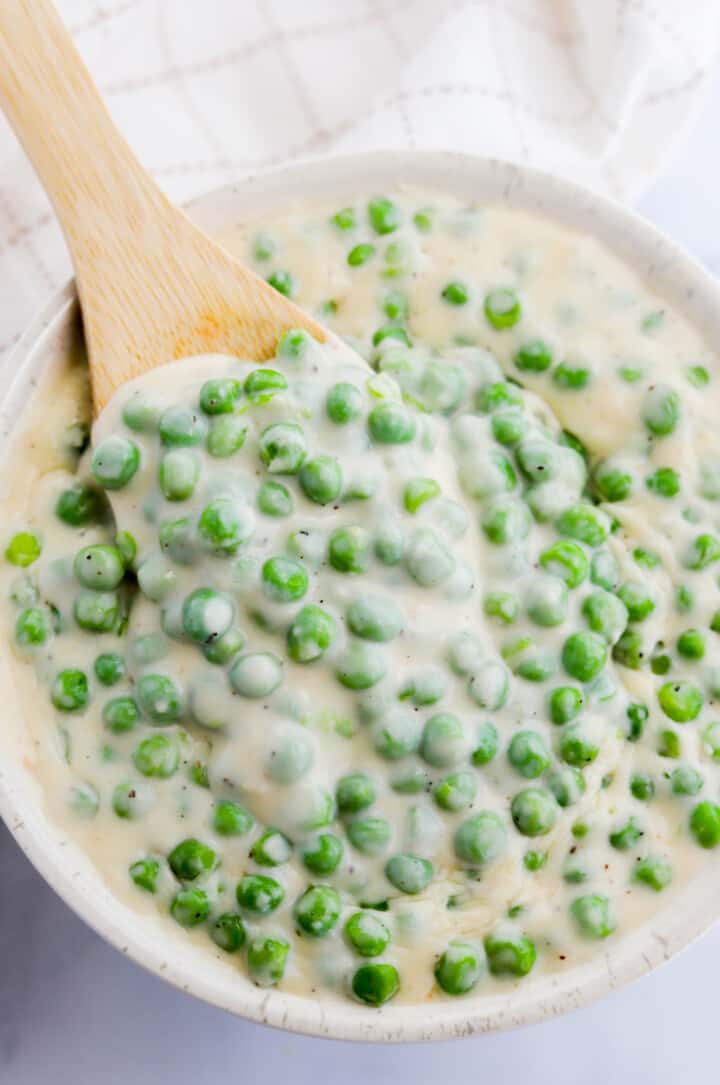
[4, 67, 720, 1085]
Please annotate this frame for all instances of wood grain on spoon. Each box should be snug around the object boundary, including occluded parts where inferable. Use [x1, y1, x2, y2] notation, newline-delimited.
[0, 0, 326, 413]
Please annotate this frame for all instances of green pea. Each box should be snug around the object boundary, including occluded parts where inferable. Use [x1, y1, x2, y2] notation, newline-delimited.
[658, 728, 681, 758]
[643, 384, 680, 436]
[657, 680, 703, 722]
[609, 815, 643, 851]
[299, 455, 343, 505]
[257, 480, 293, 518]
[383, 290, 408, 321]
[5, 531, 42, 567]
[136, 673, 183, 724]
[112, 780, 154, 819]
[616, 581, 655, 622]
[212, 800, 253, 837]
[122, 394, 161, 432]
[336, 772, 376, 815]
[261, 556, 308, 604]
[372, 711, 423, 760]
[442, 281, 468, 306]
[251, 829, 292, 866]
[546, 765, 586, 808]
[55, 484, 102, 527]
[484, 287, 521, 329]
[507, 731, 550, 779]
[198, 497, 254, 555]
[73, 544, 125, 590]
[558, 721, 600, 766]
[199, 378, 242, 415]
[514, 339, 552, 372]
[548, 685, 583, 725]
[511, 787, 558, 836]
[230, 652, 283, 697]
[562, 631, 607, 682]
[552, 361, 590, 391]
[73, 589, 119, 632]
[689, 801, 720, 847]
[326, 382, 363, 424]
[242, 368, 287, 406]
[159, 405, 208, 447]
[346, 596, 403, 643]
[590, 549, 620, 591]
[630, 773, 655, 801]
[385, 853, 433, 895]
[374, 521, 404, 565]
[593, 461, 633, 502]
[182, 587, 234, 644]
[159, 448, 200, 501]
[634, 856, 672, 892]
[539, 540, 588, 588]
[419, 712, 466, 768]
[351, 963, 399, 1005]
[516, 436, 557, 482]
[484, 928, 536, 976]
[168, 837, 217, 881]
[129, 857, 160, 894]
[286, 605, 334, 663]
[247, 935, 289, 986]
[206, 414, 248, 458]
[481, 496, 531, 545]
[434, 939, 484, 996]
[258, 422, 307, 474]
[170, 889, 209, 928]
[336, 641, 386, 690]
[402, 477, 440, 515]
[526, 576, 568, 627]
[328, 525, 371, 573]
[581, 591, 628, 643]
[373, 325, 411, 348]
[454, 811, 507, 866]
[345, 911, 390, 957]
[236, 874, 284, 914]
[51, 668, 89, 712]
[670, 765, 704, 796]
[470, 721, 499, 765]
[210, 912, 247, 953]
[523, 850, 548, 872]
[434, 771, 477, 812]
[646, 466, 680, 498]
[556, 503, 610, 547]
[301, 833, 344, 876]
[102, 695, 139, 734]
[346, 815, 391, 856]
[368, 196, 400, 234]
[612, 629, 645, 670]
[404, 527, 455, 586]
[570, 894, 616, 939]
[492, 409, 527, 447]
[294, 885, 341, 937]
[477, 381, 523, 414]
[367, 401, 416, 444]
[133, 734, 179, 778]
[677, 628, 705, 659]
[331, 207, 355, 231]
[14, 606, 49, 647]
[91, 436, 140, 490]
[468, 659, 510, 711]
[683, 533, 720, 570]
[483, 591, 519, 625]
[347, 243, 375, 267]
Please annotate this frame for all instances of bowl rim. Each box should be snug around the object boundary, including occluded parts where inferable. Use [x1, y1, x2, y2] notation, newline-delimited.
[2, 148, 720, 1044]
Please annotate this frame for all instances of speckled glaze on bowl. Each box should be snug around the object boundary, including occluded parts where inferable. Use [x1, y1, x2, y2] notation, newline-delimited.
[2, 152, 720, 1043]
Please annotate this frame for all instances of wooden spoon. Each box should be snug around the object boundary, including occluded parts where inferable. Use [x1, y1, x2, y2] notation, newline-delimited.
[0, 0, 327, 414]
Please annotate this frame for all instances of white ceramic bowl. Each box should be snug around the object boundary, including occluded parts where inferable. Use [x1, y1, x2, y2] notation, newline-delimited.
[2, 151, 720, 1043]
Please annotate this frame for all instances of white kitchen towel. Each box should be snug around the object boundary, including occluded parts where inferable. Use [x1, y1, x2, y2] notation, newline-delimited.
[0, 0, 718, 369]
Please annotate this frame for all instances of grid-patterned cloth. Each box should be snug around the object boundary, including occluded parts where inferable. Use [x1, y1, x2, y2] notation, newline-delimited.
[0, 0, 718, 372]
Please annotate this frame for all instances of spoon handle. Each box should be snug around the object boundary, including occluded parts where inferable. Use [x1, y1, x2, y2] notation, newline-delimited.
[0, 0, 326, 413]
[0, 0, 169, 263]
